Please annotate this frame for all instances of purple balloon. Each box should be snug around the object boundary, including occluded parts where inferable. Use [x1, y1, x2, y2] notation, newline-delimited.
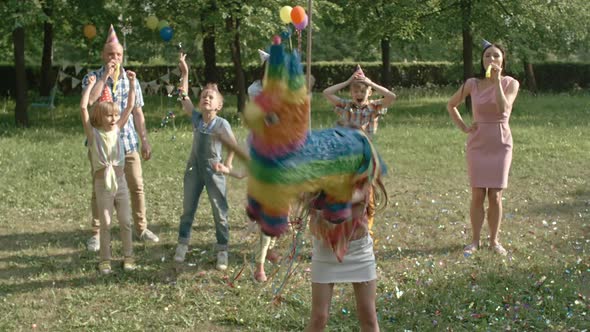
[159, 26, 174, 42]
[294, 15, 308, 30]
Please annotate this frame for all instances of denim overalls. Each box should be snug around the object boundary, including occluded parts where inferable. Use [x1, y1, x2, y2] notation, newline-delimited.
[178, 111, 230, 250]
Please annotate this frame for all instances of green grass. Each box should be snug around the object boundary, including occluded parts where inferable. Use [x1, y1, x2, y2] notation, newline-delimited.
[1, 89, 589, 331]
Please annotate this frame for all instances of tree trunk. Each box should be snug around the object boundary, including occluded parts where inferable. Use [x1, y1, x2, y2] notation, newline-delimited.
[226, 16, 246, 113]
[380, 36, 392, 89]
[461, 0, 473, 80]
[40, 1, 54, 96]
[14, 27, 29, 127]
[523, 60, 537, 93]
[201, 11, 217, 83]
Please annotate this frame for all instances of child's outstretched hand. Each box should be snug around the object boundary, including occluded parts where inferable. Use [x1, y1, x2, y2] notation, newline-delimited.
[179, 53, 188, 75]
[126, 70, 136, 85]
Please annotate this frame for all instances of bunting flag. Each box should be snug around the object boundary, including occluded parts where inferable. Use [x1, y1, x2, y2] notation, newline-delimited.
[165, 85, 175, 94]
[191, 87, 200, 98]
[71, 77, 81, 89]
[171, 68, 180, 76]
[160, 73, 170, 83]
[58, 71, 68, 82]
[140, 82, 148, 92]
[75, 64, 83, 75]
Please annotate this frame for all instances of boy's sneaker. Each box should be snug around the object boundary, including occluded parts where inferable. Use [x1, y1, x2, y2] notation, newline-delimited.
[87, 234, 100, 252]
[139, 229, 160, 242]
[216, 251, 228, 271]
[174, 244, 188, 263]
[99, 261, 112, 275]
[123, 257, 137, 271]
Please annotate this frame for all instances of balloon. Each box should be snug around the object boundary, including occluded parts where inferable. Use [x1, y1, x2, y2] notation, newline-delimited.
[146, 16, 158, 30]
[160, 26, 174, 42]
[294, 14, 308, 30]
[158, 20, 169, 31]
[83, 24, 96, 40]
[290, 6, 306, 25]
[279, 6, 292, 24]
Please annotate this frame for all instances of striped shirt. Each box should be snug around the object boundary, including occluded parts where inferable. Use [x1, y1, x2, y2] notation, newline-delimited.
[333, 97, 387, 137]
[82, 66, 145, 154]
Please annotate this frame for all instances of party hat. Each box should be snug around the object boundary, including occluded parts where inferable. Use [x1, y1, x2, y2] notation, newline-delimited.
[353, 64, 365, 78]
[105, 24, 119, 45]
[258, 49, 270, 63]
[482, 39, 492, 49]
[98, 84, 113, 103]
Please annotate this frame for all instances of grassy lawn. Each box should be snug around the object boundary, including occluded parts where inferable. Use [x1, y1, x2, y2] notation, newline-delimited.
[0, 88, 589, 331]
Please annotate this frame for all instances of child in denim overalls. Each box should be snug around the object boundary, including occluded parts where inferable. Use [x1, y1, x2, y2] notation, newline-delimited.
[174, 52, 239, 271]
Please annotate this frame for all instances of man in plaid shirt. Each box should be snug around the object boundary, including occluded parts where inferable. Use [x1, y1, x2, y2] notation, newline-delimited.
[323, 65, 396, 234]
[82, 25, 159, 251]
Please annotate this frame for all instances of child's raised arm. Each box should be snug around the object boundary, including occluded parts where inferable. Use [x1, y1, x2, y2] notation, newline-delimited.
[356, 76, 397, 108]
[117, 70, 137, 129]
[323, 74, 355, 106]
[80, 75, 97, 141]
[178, 52, 195, 116]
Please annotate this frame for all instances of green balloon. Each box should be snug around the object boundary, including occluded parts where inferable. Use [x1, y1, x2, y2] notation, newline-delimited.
[158, 20, 169, 30]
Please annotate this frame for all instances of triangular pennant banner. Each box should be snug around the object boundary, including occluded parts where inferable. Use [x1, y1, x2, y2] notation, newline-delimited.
[191, 87, 200, 98]
[75, 64, 83, 75]
[171, 68, 180, 76]
[71, 77, 81, 89]
[58, 71, 69, 82]
[165, 85, 174, 94]
[160, 73, 170, 83]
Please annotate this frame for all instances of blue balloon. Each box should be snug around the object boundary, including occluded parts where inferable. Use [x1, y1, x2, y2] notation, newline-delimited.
[159, 26, 174, 42]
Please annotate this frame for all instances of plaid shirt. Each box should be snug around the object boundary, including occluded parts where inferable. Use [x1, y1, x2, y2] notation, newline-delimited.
[82, 66, 145, 154]
[333, 97, 387, 138]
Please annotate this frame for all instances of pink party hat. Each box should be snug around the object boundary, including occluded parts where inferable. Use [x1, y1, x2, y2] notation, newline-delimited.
[105, 24, 119, 45]
[354, 64, 365, 78]
[98, 84, 113, 103]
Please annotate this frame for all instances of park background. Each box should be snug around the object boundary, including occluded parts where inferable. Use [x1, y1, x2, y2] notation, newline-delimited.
[1, 0, 589, 331]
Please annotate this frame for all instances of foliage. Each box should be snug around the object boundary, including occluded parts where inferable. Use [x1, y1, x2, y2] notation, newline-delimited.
[0, 91, 589, 330]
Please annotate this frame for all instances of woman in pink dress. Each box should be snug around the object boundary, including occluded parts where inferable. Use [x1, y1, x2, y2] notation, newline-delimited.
[446, 42, 520, 256]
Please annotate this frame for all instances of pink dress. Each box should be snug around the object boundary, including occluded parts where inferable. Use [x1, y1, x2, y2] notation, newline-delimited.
[466, 76, 517, 189]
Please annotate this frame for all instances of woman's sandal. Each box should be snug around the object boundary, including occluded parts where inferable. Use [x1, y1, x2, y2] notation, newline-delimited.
[463, 243, 479, 255]
[491, 244, 508, 256]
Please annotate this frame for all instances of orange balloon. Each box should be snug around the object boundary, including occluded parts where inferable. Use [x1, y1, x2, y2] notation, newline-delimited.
[290, 6, 306, 25]
[83, 24, 96, 40]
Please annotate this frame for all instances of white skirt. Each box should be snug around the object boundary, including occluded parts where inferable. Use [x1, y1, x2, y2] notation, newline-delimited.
[311, 235, 376, 284]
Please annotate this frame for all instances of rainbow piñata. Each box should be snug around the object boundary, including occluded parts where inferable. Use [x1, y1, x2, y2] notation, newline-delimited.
[243, 39, 387, 260]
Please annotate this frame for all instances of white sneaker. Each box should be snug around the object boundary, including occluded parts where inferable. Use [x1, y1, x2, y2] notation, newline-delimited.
[216, 251, 228, 271]
[139, 229, 160, 242]
[87, 234, 100, 252]
[174, 244, 188, 263]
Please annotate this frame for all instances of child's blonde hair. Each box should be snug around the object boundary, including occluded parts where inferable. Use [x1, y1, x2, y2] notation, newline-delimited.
[200, 83, 224, 109]
[90, 102, 120, 128]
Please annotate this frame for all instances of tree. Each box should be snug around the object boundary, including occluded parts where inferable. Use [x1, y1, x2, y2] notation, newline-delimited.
[40, 0, 54, 96]
[1, 0, 46, 127]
